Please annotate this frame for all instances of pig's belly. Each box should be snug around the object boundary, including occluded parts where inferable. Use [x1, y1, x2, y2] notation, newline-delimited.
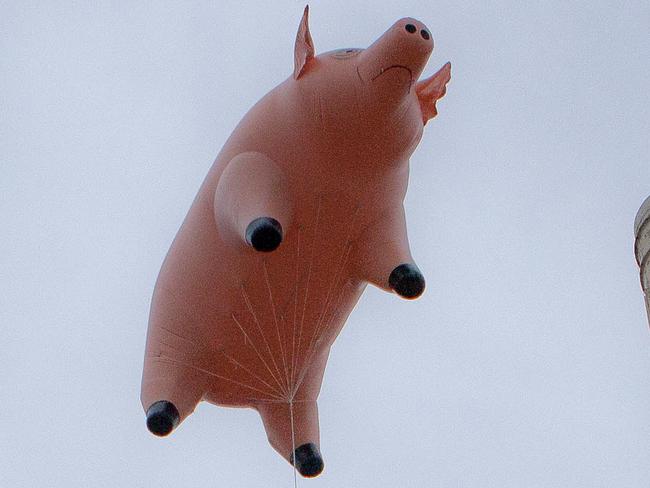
[146, 208, 367, 408]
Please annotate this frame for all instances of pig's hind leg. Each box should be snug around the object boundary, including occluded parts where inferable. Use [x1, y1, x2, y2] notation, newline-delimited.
[256, 400, 324, 477]
[141, 354, 206, 437]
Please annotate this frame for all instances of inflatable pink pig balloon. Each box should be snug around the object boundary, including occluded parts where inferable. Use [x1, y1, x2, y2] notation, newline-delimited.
[142, 6, 451, 477]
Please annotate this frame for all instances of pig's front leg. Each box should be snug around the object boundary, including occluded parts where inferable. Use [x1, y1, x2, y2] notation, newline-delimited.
[353, 204, 425, 299]
[214, 152, 291, 252]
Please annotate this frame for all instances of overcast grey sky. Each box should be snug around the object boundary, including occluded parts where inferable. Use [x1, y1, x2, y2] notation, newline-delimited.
[2, 1, 650, 487]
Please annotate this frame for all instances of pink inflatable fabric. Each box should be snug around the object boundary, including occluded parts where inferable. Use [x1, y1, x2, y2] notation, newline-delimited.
[142, 6, 451, 478]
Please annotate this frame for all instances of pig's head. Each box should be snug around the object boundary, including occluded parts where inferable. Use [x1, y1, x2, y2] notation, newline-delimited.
[289, 6, 451, 165]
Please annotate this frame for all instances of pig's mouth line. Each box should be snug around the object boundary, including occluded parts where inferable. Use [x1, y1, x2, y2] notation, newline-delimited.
[371, 64, 413, 82]
[356, 66, 365, 83]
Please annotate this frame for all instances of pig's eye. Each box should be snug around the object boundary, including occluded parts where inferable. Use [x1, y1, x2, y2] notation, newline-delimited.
[331, 48, 362, 59]
[405, 24, 417, 33]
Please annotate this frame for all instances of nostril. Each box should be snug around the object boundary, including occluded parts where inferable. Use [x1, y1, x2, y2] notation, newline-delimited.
[405, 24, 417, 33]
[420, 29, 430, 40]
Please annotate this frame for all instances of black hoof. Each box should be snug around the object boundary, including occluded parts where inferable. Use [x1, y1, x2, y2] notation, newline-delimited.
[389, 263, 425, 299]
[245, 217, 283, 252]
[290, 442, 324, 478]
[146, 400, 180, 437]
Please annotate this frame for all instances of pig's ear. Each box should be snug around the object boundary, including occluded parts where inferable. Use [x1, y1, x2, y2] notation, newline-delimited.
[294, 5, 315, 80]
[416, 62, 451, 124]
